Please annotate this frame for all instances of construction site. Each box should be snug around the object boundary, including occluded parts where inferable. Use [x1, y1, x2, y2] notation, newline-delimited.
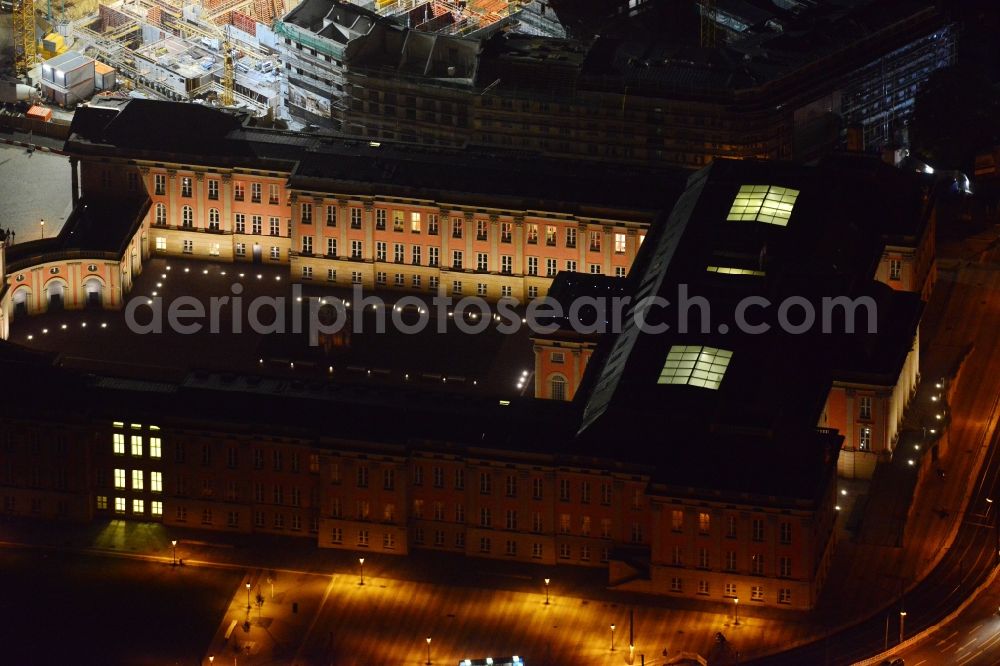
[3, 0, 555, 121]
[4, 0, 287, 116]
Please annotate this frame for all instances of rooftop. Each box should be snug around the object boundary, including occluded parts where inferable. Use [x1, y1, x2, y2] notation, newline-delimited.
[68, 99, 687, 214]
[573, 157, 927, 501]
[6, 196, 149, 270]
[42, 50, 93, 74]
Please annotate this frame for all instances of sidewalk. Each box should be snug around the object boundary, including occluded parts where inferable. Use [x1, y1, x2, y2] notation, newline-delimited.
[0, 516, 820, 665]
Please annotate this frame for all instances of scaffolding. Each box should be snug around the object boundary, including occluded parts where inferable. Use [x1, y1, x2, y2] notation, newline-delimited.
[13, 0, 39, 77]
[67, 0, 278, 112]
[374, 0, 517, 37]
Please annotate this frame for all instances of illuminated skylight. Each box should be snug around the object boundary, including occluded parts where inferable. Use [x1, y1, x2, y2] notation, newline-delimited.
[706, 266, 765, 276]
[658, 345, 733, 390]
[726, 185, 800, 226]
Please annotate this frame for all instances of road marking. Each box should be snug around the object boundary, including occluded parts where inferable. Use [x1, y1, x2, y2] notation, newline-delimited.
[957, 648, 983, 665]
[972, 622, 985, 633]
[943, 641, 959, 652]
[913, 659, 927, 666]
[979, 630, 1000, 651]
[939, 630, 961, 646]
[959, 636, 979, 651]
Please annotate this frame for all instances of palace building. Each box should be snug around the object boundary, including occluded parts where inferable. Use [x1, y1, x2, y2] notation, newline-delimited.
[0, 138, 933, 611]
[6, 97, 681, 327]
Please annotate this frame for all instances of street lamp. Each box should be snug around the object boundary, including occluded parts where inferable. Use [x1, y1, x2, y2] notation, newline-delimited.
[426, 637, 432, 665]
[610, 623, 616, 652]
[899, 610, 907, 644]
[733, 597, 740, 626]
[209, 658, 214, 665]
[245, 582, 251, 611]
[359, 557, 365, 586]
[39, 219, 45, 239]
[171, 539, 177, 566]
[544, 578, 550, 605]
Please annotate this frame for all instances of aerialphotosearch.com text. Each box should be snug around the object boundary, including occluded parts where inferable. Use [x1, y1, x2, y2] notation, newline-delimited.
[124, 283, 879, 345]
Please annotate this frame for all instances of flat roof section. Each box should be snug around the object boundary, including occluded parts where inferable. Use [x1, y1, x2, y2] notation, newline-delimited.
[0, 143, 73, 243]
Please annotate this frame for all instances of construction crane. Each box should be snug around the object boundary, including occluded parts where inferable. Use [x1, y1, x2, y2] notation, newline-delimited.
[174, 18, 259, 107]
[220, 27, 235, 107]
[12, 0, 38, 78]
[700, 0, 717, 49]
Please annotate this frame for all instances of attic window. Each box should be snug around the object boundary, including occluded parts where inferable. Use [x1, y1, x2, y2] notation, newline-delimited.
[726, 185, 799, 226]
[658, 345, 732, 390]
[706, 266, 764, 276]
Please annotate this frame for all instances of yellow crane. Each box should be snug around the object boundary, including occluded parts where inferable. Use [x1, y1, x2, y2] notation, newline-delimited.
[12, 0, 38, 77]
[220, 28, 235, 107]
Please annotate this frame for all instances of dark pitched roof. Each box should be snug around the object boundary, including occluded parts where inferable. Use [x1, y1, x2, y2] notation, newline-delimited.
[67, 100, 686, 215]
[570, 157, 924, 501]
[6, 196, 150, 269]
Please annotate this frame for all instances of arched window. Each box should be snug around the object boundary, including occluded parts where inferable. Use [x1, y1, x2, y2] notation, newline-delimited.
[550, 375, 567, 401]
[155, 203, 167, 225]
[208, 208, 220, 230]
[182, 206, 193, 228]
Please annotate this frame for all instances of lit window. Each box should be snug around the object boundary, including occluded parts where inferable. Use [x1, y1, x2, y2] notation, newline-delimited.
[151, 471, 162, 493]
[150, 437, 161, 459]
[859, 426, 872, 451]
[706, 266, 765, 276]
[96, 495, 108, 510]
[698, 512, 711, 534]
[114, 497, 126, 513]
[727, 185, 800, 226]
[133, 499, 144, 514]
[114, 468, 125, 489]
[550, 376, 567, 401]
[658, 345, 733, 390]
[151, 501, 163, 516]
[113, 433, 125, 455]
[132, 470, 143, 490]
[131, 435, 143, 456]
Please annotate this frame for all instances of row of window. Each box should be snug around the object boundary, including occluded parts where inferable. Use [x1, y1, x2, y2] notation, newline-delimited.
[150, 191, 639, 256]
[172, 506, 319, 532]
[667, 547, 795, 577]
[669, 578, 793, 604]
[112, 469, 162, 492]
[96, 495, 163, 516]
[155, 206, 291, 235]
[300, 206, 635, 253]
[112, 433, 161, 458]
[669, 511, 795, 544]
[152, 174, 280, 206]
[328, 526, 614, 562]
[351, 465, 617, 505]
[170, 442, 320, 473]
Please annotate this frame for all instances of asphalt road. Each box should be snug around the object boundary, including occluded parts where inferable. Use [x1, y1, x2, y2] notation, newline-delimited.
[748, 265, 1000, 666]
[895, 581, 1000, 666]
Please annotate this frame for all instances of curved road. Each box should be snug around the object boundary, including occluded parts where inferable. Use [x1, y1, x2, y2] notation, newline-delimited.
[749, 265, 1000, 666]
